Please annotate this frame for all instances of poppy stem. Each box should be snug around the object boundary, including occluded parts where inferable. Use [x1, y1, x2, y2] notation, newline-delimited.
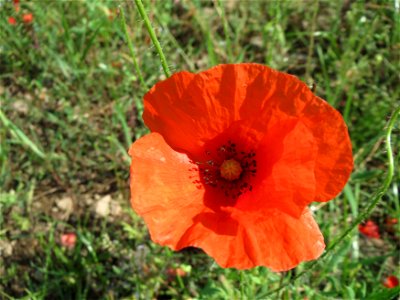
[119, 6, 147, 88]
[134, 0, 172, 78]
[264, 106, 399, 297]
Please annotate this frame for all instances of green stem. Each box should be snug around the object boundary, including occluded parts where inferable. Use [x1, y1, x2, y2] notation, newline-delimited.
[134, 0, 171, 77]
[119, 6, 147, 88]
[240, 270, 246, 298]
[216, 0, 233, 62]
[305, 0, 319, 82]
[265, 106, 399, 297]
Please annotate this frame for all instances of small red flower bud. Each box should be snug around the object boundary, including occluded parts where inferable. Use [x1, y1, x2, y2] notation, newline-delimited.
[358, 220, 380, 239]
[166, 267, 187, 279]
[383, 275, 399, 289]
[22, 13, 33, 24]
[61, 232, 77, 249]
[8, 17, 17, 25]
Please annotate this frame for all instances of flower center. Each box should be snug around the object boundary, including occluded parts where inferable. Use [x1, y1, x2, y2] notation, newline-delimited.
[220, 159, 242, 181]
[190, 140, 257, 199]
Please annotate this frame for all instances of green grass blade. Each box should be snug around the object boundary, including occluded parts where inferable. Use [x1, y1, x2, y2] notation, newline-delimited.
[216, 0, 233, 62]
[80, 20, 105, 64]
[134, 0, 171, 77]
[0, 110, 46, 159]
[119, 6, 147, 88]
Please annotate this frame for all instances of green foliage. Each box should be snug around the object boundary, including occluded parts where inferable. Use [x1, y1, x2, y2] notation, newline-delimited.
[0, 0, 398, 299]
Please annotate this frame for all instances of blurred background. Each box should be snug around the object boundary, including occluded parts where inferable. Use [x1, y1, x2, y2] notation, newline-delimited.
[0, 0, 399, 299]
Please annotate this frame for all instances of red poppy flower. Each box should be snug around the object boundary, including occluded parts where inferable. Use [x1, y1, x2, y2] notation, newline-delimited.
[8, 17, 17, 25]
[358, 220, 380, 239]
[22, 13, 33, 24]
[60, 232, 77, 249]
[129, 64, 353, 271]
[383, 275, 399, 288]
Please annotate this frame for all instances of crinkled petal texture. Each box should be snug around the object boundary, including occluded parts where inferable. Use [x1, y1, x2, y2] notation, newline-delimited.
[130, 133, 325, 271]
[131, 63, 353, 270]
[143, 63, 353, 203]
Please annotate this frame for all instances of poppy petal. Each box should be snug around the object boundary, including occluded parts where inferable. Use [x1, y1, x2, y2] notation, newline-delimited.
[301, 96, 353, 202]
[129, 133, 207, 245]
[175, 208, 325, 271]
[235, 119, 318, 217]
[143, 64, 282, 156]
[143, 71, 198, 154]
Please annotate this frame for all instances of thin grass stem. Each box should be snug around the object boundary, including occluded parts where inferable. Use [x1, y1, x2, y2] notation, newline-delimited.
[265, 106, 399, 297]
[134, 0, 171, 77]
[0, 110, 46, 159]
[153, 13, 195, 71]
[119, 6, 147, 88]
[216, 0, 233, 62]
[305, 0, 319, 83]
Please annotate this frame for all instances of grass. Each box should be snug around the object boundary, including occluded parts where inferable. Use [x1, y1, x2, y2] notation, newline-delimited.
[0, 0, 399, 299]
